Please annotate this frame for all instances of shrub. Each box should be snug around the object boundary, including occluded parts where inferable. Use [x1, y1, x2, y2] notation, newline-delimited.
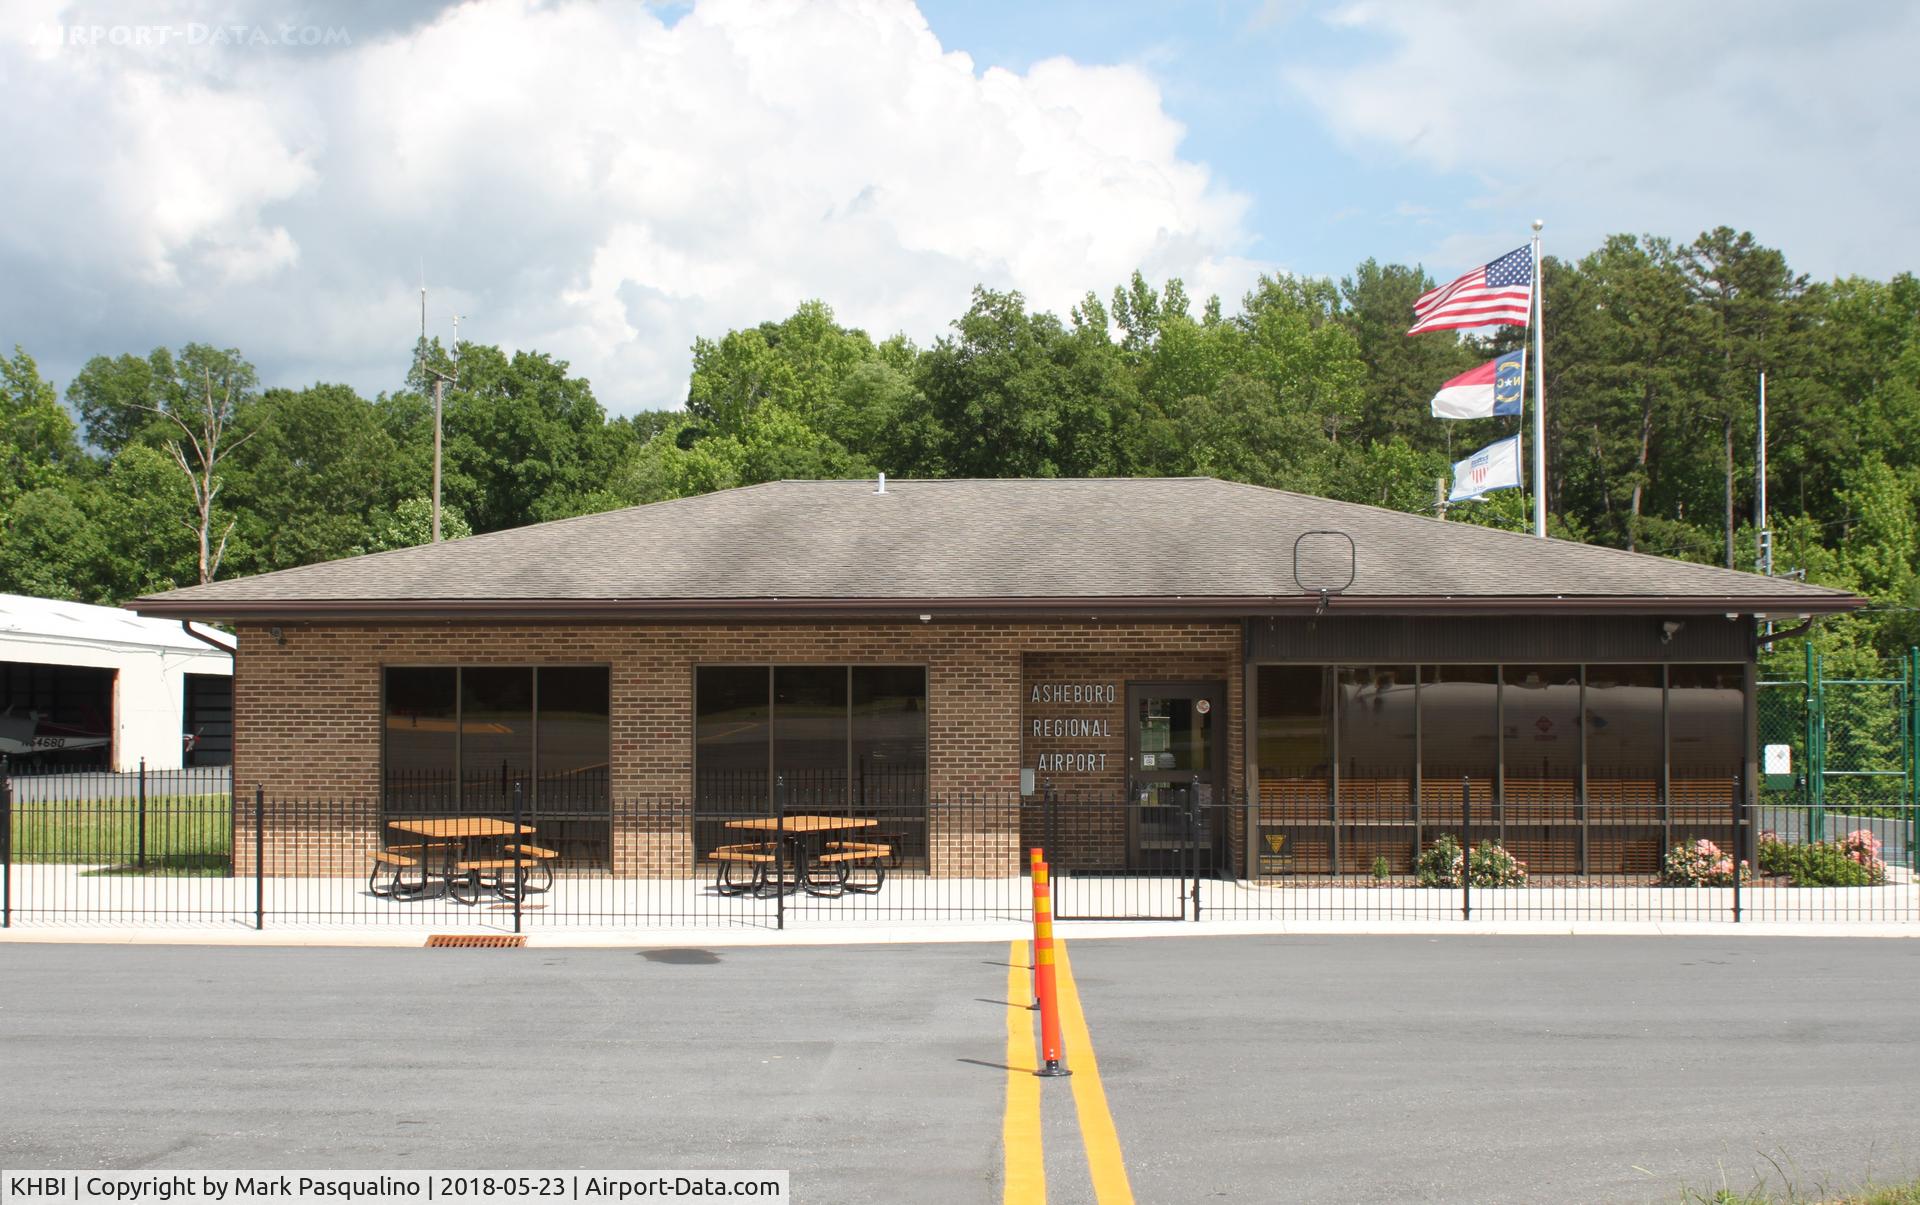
[1756, 829, 1886, 887]
[1418, 835, 1527, 887]
[1370, 854, 1391, 881]
[1468, 840, 1528, 887]
[1663, 838, 1747, 886]
[1417, 835, 1463, 887]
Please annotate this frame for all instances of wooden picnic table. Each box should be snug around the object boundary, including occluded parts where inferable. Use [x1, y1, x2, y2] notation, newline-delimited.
[721, 815, 879, 834]
[386, 817, 542, 903]
[719, 815, 883, 896]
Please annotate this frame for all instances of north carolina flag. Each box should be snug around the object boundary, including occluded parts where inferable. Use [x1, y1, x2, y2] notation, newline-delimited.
[1430, 350, 1526, 419]
[1448, 434, 1524, 502]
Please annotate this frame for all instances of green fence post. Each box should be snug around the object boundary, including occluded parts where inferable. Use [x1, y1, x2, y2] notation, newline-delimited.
[1810, 648, 1827, 842]
[1909, 646, 1918, 860]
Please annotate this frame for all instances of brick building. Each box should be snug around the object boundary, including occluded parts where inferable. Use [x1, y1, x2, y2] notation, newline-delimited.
[133, 477, 1859, 879]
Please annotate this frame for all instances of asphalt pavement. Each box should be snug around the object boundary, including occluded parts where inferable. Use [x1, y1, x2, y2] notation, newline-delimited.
[2, 937, 1917, 1203]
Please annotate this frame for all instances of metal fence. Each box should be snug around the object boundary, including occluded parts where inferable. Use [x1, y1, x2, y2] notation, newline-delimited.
[3, 769, 1915, 930]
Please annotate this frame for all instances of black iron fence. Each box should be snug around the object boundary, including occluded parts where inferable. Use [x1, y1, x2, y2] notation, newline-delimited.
[2, 767, 1915, 930]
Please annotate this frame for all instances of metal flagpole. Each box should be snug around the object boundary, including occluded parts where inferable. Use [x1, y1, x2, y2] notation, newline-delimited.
[1529, 219, 1547, 538]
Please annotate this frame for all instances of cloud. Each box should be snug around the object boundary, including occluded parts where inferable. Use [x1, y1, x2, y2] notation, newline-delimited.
[1, 0, 1264, 412]
[1286, 1, 1920, 278]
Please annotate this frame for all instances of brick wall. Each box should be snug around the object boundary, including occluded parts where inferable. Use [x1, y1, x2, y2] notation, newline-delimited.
[231, 620, 1242, 876]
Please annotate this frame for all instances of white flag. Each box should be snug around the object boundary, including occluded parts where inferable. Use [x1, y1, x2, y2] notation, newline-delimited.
[1449, 434, 1524, 502]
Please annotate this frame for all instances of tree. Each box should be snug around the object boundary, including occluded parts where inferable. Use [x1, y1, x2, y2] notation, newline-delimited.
[135, 345, 261, 583]
[355, 497, 474, 554]
[1, 346, 83, 513]
[65, 348, 175, 455]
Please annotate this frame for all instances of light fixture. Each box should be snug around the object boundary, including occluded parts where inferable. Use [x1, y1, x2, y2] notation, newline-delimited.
[1660, 619, 1684, 644]
[269, 626, 286, 646]
[918, 613, 932, 623]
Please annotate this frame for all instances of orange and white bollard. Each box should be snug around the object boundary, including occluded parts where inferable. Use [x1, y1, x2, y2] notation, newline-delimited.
[1028, 847, 1045, 1009]
[1031, 855, 1070, 1078]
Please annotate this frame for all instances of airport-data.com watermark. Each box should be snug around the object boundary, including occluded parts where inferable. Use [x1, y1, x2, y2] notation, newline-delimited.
[31, 23, 352, 51]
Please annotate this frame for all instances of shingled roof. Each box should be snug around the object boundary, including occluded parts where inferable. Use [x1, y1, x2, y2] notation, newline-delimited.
[131, 477, 1861, 621]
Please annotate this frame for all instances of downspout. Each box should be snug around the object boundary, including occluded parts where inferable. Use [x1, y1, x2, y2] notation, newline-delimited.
[181, 621, 236, 656]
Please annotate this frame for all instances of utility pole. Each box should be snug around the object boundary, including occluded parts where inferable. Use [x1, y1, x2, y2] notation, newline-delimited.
[1756, 371, 1770, 575]
[418, 286, 454, 543]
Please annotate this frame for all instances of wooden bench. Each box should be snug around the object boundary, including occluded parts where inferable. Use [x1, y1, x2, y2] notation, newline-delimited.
[366, 843, 459, 898]
[503, 843, 559, 859]
[711, 843, 782, 895]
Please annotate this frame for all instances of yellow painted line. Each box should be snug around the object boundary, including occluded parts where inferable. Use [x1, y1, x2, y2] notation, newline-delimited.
[1003, 940, 1046, 1204]
[1056, 941, 1136, 1205]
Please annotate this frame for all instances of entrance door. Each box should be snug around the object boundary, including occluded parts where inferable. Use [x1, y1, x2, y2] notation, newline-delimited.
[1127, 681, 1226, 874]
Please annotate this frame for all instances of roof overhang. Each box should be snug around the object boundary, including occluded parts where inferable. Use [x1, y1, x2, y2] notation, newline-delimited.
[130, 592, 1867, 625]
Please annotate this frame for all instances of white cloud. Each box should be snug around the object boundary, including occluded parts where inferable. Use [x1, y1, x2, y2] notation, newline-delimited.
[1288, 1, 1920, 278]
[1, 0, 1264, 411]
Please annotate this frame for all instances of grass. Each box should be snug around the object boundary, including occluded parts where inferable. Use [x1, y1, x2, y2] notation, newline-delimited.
[7, 795, 232, 875]
[1682, 1173, 1920, 1204]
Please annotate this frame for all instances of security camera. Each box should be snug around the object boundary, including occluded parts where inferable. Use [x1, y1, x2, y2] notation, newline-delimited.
[1660, 620, 1684, 643]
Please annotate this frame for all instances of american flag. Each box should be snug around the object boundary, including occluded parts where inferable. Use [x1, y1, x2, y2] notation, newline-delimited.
[1408, 245, 1533, 335]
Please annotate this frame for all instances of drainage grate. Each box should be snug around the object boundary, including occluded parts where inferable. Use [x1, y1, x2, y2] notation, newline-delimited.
[425, 934, 526, 948]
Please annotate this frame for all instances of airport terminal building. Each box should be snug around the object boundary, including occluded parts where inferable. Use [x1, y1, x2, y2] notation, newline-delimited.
[132, 477, 1860, 879]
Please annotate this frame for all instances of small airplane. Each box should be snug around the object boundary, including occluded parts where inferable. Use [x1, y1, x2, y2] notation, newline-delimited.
[0, 708, 113, 758]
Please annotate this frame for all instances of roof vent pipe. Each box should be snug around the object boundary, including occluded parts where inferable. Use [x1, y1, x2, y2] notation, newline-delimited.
[875, 472, 887, 495]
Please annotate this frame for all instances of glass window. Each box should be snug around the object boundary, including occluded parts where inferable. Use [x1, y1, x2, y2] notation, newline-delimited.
[1421, 666, 1498, 814]
[1502, 664, 1581, 782]
[536, 667, 610, 809]
[1336, 665, 1416, 778]
[460, 667, 533, 809]
[774, 666, 850, 802]
[1258, 666, 1329, 783]
[384, 667, 456, 808]
[852, 666, 926, 808]
[1136, 695, 1211, 773]
[1669, 664, 1744, 802]
[1585, 665, 1663, 804]
[696, 667, 771, 808]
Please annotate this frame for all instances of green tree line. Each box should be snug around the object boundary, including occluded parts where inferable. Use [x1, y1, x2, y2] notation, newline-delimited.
[3, 225, 1916, 681]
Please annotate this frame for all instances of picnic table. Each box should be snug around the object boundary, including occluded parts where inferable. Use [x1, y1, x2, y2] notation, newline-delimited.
[377, 817, 553, 904]
[715, 814, 888, 897]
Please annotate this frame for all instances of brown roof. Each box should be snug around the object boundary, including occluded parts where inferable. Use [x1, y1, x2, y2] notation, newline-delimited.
[131, 477, 1862, 620]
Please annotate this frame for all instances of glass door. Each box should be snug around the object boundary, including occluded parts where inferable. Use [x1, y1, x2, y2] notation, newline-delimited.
[1127, 681, 1225, 872]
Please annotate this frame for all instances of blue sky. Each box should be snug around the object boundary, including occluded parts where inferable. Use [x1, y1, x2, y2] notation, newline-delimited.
[3, 0, 1914, 411]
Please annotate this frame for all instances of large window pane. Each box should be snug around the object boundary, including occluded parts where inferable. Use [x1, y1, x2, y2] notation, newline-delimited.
[1259, 666, 1330, 783]
[774, 665, 849, 803]
[1585, 665, 1663, 805]
[1669, 664, 1744, 805]
[384, 668, 456, 808]
[1420, 666, 1498, 819]
[460, 667, 533, 809]
[852, 666, 926, 807]
[1497, 667, 1574, 790]
[1337, 665, 1416, 822]
[536, 667, 610, 809]
[697, 667, 770, 809]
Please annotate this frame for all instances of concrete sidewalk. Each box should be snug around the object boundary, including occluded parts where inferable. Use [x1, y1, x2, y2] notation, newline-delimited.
[4, 915, 1918, 947]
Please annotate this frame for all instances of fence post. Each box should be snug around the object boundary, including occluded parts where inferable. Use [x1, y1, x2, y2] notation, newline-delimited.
[3, 756, 12, 929]
[1460, 775, 1471, 922]
[512, 780, 525, 935]
[1187, 779, 1202, 922]
[1732, 773, 1743, 924]
[253, 784, 265, 931]
[775, 775, 786, 932]
[137, 757, 148, 870]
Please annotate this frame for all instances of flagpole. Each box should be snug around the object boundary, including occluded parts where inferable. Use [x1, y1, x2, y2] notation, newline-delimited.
[1529, 219, 1547, 538]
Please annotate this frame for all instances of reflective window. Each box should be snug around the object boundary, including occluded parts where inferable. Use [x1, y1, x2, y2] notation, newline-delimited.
[696, 665, 925, 811]
[774, 666, 850, 803]
[852, 666, 927, 808]
[384, 667, 456, 808]
[1585, 665, 1663, 803]
[1420, 665, 1499, 797]
[536, 666, 610, 809]
[1337, 665, 1417, 821]
[1257, 666, 1329, 784]
[460, 667, 533, 810]
[695, 667, 771, 808]
[1669, 664, 1744, 802]
[1502, 664, 1581, 783]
